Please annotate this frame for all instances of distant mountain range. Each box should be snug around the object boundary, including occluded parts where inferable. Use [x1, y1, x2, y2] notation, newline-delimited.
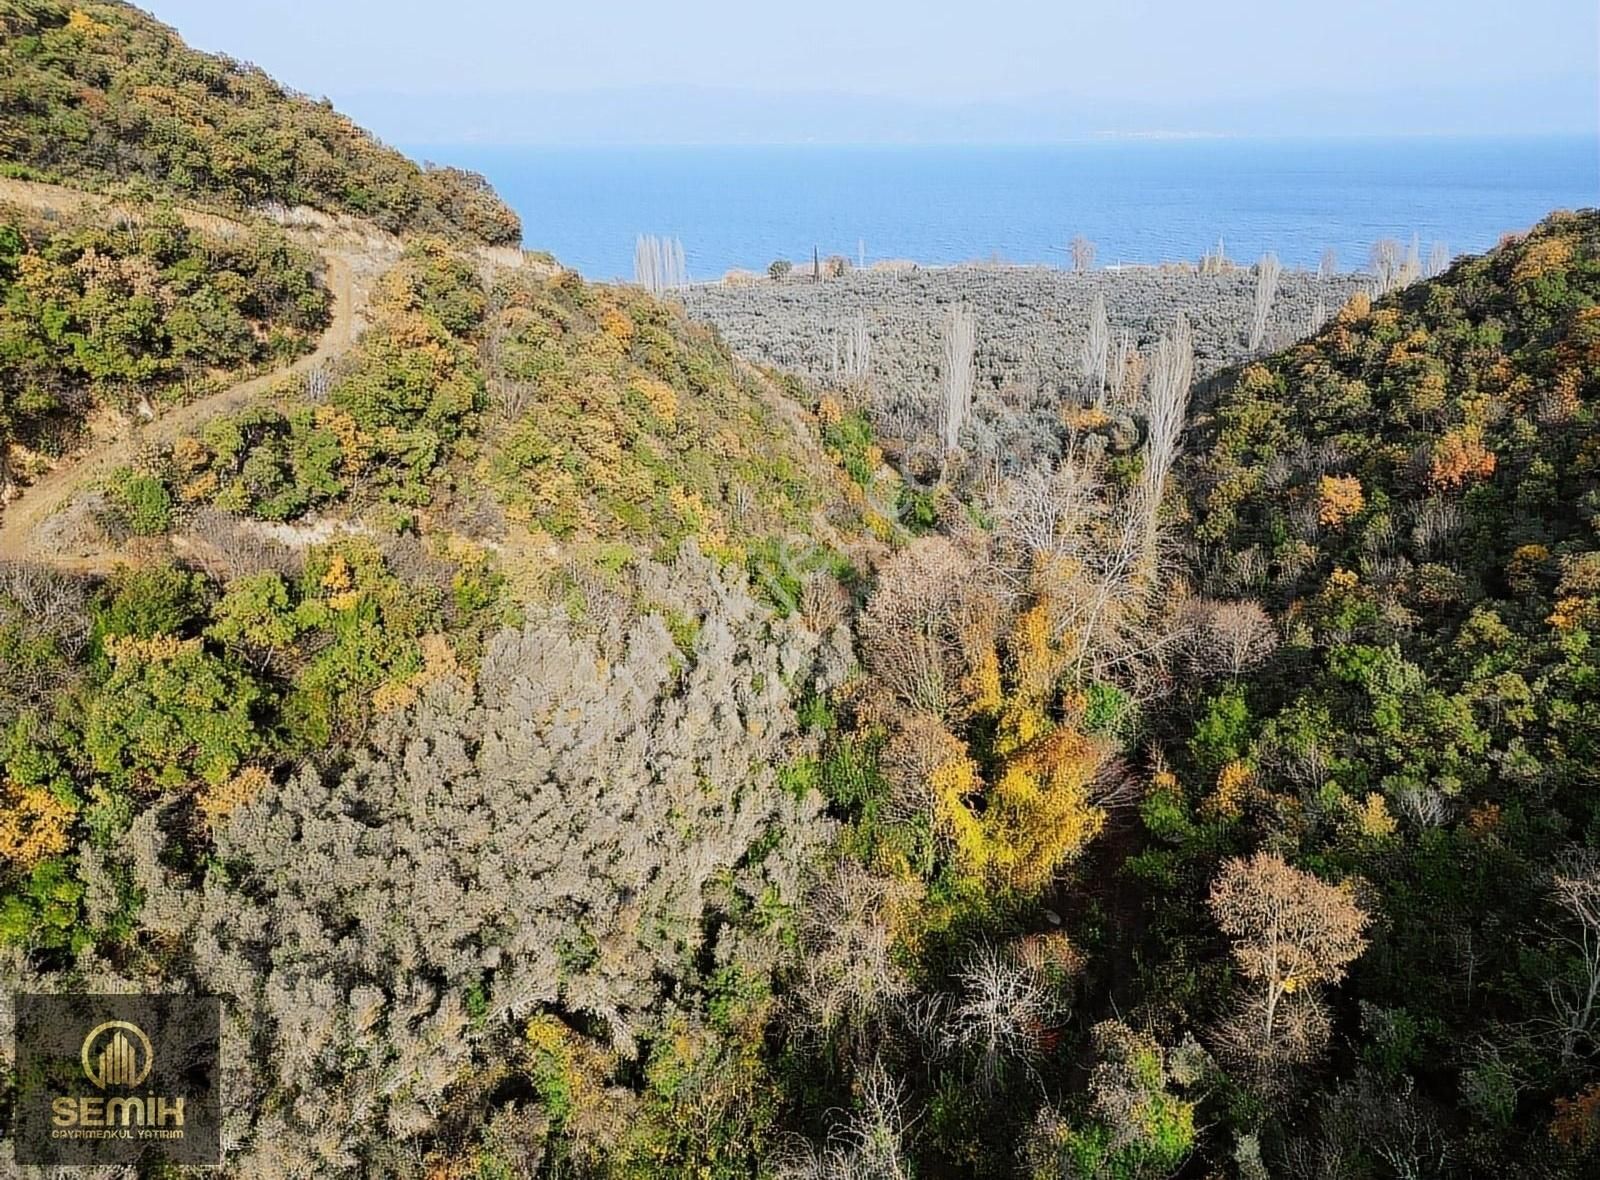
[340, 74, 1597, 146]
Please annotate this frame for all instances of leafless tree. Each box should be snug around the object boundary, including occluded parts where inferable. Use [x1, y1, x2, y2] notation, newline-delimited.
[1080, 291, 1110, 405]
[1219, 544, 1270, 596]
[1108, 329, 1136, 406]
[1248, 253, 1282, 352]
[1199, 236, 1229, 276]
[1394, 785, 1451, 830]
[1140, 313, 1194, 567]
[1548, 848, 1600, 1062]
[183, 509, 302, 583]
[1284, 1071, 1451, 1180]
[1370, 238, 1402, 294]
[800, 570, 852, 636]
[880, 712, 967, 825]
[773, 1059, 913, 1180]
[490, 377, 539, 422]
[941, 944, 1060, 1087]
[1069, 235, 1097, 272]
[940, 306, 975, 454]
[987, 449, 1184, 697]
[792, 860, 919, 1045]
[634, 233, 688, 294]
[480, 1104, 549, 1177]
[1401, 233, 1423, 286]
[831, 310, 872, 391]
[0, 562, 93, 711]
[1184, 599, 1279, 678]
[0, 562, 91, 655]
[1411, 498, 1463, 557]
[668, 234, 689, 288]
[990, 457, 1107, 570]
[1307, 296, 1329, 337]
[1426, 240, 1450, 279]
[1257, 723, 1334, 796]
[1319, 246, 1339, 278]
[860, 537, 979, 718]
[305, 361, 332, 403]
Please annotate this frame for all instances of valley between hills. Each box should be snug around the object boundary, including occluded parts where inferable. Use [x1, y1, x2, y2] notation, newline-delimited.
[1, 3, 1599, 1177]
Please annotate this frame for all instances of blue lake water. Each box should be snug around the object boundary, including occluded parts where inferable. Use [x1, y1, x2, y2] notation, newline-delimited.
[414, 137, 1599, 281]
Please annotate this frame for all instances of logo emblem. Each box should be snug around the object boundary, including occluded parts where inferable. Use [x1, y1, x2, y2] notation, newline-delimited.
[80, 1021, 153, 1089]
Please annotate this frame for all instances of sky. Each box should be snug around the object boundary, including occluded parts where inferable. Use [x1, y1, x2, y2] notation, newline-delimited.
[141, 0, 1600, 144]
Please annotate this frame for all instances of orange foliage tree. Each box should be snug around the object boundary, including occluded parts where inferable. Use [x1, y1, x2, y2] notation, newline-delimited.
[0, 784, 73, 871]
[1316, 474, 1365, 527]
[1427, 427, 1497, 492]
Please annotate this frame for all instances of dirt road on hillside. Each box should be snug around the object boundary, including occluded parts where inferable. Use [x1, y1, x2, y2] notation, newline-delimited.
[0, 178, 389, 570]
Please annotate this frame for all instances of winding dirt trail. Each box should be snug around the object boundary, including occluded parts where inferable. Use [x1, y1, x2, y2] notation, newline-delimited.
[0, 178, 387, 571]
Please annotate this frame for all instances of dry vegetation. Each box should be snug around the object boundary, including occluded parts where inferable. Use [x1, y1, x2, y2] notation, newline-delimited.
[684, 261, 1367, 475]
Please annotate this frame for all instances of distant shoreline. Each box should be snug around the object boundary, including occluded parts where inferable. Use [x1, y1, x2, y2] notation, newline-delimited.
[688, 257, 1375, 287]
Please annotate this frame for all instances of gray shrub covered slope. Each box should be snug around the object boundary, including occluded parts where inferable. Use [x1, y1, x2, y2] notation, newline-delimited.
[56, 546, 841, 1176]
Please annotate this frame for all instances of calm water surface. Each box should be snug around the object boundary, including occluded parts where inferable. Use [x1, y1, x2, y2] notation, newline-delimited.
[414, 137, 1599, 280]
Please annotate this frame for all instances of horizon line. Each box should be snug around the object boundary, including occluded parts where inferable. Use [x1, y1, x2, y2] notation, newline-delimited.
[399, 130, 1600, 151]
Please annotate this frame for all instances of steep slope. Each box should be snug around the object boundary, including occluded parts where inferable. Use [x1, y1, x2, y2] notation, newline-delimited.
[0, 235, 357, 571]
[0, 16, 880, 1176]
[20, 240, 876, 579]
[1139, 208, 1600, 1175]
[475, 269, 875, 561]
[0, 0, 519, 243]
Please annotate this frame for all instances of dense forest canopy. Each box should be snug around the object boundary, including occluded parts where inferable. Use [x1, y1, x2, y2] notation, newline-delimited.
[0, 0, 521, 244]
[1146, 210, 1600, 1175]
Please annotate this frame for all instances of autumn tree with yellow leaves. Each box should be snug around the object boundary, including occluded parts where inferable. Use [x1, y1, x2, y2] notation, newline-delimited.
[0, 782, 73, 871]
[857, 317, 1205, 902]
[859, 526, 1124, 896]
[1316, 474, 1365, 527]
[929, 726, 1108, 894]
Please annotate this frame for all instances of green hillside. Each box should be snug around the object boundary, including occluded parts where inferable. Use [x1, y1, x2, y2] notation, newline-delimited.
[1145, 208, 1600, 1174]
[0, 196, 329, 487]
[0, 0, 520, 243]
[0, 12, 876, 1168]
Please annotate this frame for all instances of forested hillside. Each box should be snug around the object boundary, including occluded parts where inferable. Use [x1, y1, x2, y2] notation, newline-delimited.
[1154, 210, 1600, 1175]
[0, 0, 520, 243]
[0, 73, 874, 1168]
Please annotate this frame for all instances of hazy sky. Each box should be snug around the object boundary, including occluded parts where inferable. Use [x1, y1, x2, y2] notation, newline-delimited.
[141, 0, 1599, 142]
